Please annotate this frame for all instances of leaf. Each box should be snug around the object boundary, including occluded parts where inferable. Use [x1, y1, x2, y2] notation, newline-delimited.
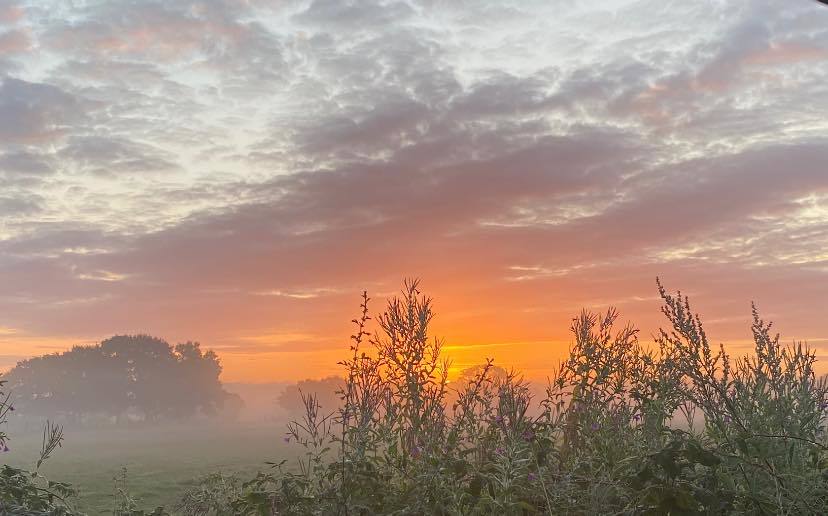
[685, 441, 720, 467]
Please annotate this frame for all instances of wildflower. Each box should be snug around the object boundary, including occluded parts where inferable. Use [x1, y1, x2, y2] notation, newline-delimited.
[522, 430, 534, 441]
[411, 446, 421, 458]
[494, 415, 503, 423]
[632, 414, 640, 422]
[723, 415, 732, 424]
[527, 472, 537, 482]
[590, 422, 600, 431]
[495, 447, 505, 455]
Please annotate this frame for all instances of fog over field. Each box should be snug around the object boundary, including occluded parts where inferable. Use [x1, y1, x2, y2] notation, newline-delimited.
[5, 418, 292, 513]
[1, 344, 294, 512]
[2, 364, 546, 514]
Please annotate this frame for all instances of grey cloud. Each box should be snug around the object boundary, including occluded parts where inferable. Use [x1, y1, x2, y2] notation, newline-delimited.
[55, 60, 167, 89]
[0, 151, 54, 188]
[0, 57, 20, 74]
[0, 77, 89, 143]
[509, 140, 828, 267]
[0, 194, 42, 216]
[0, 1, 23, 25]
[7, 136, 823, 341]
[81, 128, 640, 292]
[607, 2, 828, 134]
[296, 96, 432, 156]
[59, 135, 180, 177]
[41, 0, 286, 79]
[0, 225, 124, 259]
[293, 0, 415, 29]
[15, 123, 628, 294]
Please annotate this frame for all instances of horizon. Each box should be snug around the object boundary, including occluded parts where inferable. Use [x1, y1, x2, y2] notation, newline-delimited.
[2, 0, 828, 384]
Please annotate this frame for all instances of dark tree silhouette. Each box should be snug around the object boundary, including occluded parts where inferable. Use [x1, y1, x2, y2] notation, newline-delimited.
[4, 335, 240, 423]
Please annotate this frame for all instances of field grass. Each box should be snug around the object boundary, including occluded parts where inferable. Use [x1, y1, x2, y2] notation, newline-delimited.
[4, 421, 295, 514]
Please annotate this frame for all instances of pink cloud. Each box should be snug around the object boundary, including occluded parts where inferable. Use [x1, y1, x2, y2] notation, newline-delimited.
[0, 3, 23, 24]
[743, 41, 828, 66]
[45, 6, 254, 62]
[0, 28, 30, 54]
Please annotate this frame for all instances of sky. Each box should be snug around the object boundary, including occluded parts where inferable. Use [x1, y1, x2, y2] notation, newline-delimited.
[1, 0, 827, 383]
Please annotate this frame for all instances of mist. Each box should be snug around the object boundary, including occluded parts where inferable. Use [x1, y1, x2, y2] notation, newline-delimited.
[1, 343, 298, 513]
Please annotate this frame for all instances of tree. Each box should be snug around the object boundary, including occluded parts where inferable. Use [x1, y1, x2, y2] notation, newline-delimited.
[4, 335, 238, 423]
[277, 376, 344, 415]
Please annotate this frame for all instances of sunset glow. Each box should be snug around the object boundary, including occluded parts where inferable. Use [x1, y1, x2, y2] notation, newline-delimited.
[2, 0, 828, 383]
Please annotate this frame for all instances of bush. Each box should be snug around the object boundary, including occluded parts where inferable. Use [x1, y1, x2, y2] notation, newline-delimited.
[222, 279, 828, 515]
[0, 384, 77, 515]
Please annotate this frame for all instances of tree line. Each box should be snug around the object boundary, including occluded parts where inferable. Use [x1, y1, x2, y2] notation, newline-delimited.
[4, 335, 241, 423]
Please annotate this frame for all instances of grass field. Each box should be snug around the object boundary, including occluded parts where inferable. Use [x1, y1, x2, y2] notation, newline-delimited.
[5, 421, 295, 514]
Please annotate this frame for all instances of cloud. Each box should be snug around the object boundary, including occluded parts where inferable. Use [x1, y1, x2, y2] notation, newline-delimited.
[0, 194, 43, 216]
[293, 0, 415, 29]
[607, 1, 828, 133]
[252, 287, 341, 299]
[44, 3, 235, 61]
[0, 1, 23, 25]
[0, 28, 29, 53]
[1, 0, 827, 380]
[0, 151, 54, 190]
[0, 77, 89, 143]
[41, 0, 286, 85]
[59, 135, 180, 177]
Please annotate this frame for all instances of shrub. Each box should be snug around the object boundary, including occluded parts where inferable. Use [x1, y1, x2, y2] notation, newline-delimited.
[224, 279, 828, 515]
[0, 382, 77, 515]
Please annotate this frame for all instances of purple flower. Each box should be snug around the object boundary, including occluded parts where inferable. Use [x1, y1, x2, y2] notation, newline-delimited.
[527, 472, 537, 482]
[590, 422, 600, 431]
[632, 414, 640, 422]
[411, 446, 421, 458]
[723, 415, 732, 424]
[495, 415, 503, 423]
[495, 447, 505, 455]
[522, 430, 534, 441]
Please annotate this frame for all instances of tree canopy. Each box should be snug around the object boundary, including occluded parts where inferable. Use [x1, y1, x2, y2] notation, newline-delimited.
[4, 335, 239, 422]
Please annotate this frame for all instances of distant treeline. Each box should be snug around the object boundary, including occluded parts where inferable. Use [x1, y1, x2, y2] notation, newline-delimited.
[4, 335, 241, 423]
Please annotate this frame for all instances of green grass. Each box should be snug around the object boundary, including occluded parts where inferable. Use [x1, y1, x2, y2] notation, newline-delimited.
[5, 421, 294, 514]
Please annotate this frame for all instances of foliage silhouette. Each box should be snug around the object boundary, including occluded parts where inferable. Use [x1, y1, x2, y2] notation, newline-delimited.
[4, 335, 238, 424]
[225, 279, 828, 515]
[0, 380, 76, 514]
